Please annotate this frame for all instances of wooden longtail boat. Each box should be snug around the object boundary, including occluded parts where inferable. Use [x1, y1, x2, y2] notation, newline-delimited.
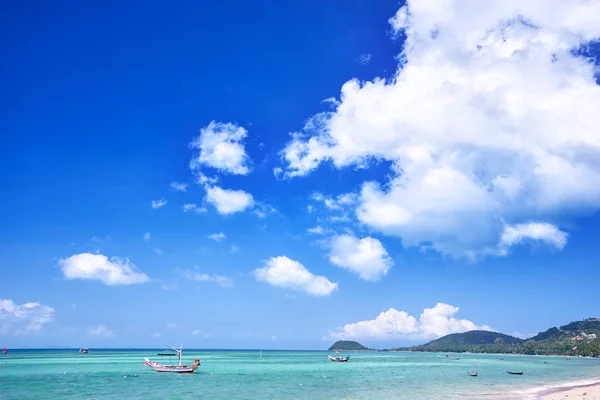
[143, 345, 200, 373]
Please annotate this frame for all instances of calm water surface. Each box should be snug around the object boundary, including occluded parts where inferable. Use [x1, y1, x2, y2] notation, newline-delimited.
[1, 350, 599, 399]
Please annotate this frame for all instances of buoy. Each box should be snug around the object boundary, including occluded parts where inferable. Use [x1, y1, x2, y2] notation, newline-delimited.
[300, 384, 303, 386]
[324, 376, 327, 379]
[133, 374, 138, 377]
[124, 376, 127, 379]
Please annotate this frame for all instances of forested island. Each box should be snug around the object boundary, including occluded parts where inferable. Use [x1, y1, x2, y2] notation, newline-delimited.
[391, 318, 600, 357]
[328, 340, 370, 351]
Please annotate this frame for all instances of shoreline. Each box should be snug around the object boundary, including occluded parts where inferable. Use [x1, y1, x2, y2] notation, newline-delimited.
[510, 376, 600, 399]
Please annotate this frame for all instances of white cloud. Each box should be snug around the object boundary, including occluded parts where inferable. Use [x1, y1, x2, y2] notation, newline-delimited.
[230, 245, 240, 253]
[177, 269, 234, 288]
[500, 222, 567, 251]
[151, 199, 167, 209]
[0, 299, 55, 334]
[166, 323, 178, 329]
[253, 202, 276, 218]
[191, 329, 201, 336]
[183, 203, 207, 214]
[195, 172, 218, 185]
[329, 235, 393, 281]
[152, 332, 162, 338]
[327, 303, 491, 340]
[280, 0, 600, 258]
[357, 53, 372, 65]
[208, 232, 226, 242]
[271, 335, 277, 340]
[87, 324, 115, 337]
[155, 248, 163, 255]
[254, 256, 338, 296]
[205, 185, 254, 215]
[189, 121, 251, 175]
[285, 294, 297, 300]
[273, 167, 283, 178]
[170, 182, 188, 192]
[307, 225, 326, 235]
[143, 232, 151, 241]
[59, 253, 150, 285]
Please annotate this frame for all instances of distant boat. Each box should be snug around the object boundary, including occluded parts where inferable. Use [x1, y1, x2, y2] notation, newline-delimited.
[144, 345, 200, 374]
[566, 357, 571, 360]
[507, 371, 523, 375]
[468, 371, 478, 376]
[450, 357, 460, 360]
[79, 348, 88, 354]
[328, 354, 350, 362]
[437, 355, 448, 358]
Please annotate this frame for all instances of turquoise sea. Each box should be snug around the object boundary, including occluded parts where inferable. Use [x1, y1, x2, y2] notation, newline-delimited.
[1, 350, 599, 399]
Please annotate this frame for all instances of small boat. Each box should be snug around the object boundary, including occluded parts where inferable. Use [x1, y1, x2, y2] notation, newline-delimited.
[507, 371, 523, 375]
[498, 358, 504, 360]
[79, 348, 88, 354]
[450, 357, 460, 360]
[437, 355, 448, 358]
[144, 345, 200, 374]
[566, 357, 571, 360]
[328, 354, 350, 362]
[468, 371, 478, 376]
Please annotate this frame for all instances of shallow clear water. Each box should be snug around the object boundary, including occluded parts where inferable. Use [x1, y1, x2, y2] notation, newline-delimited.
[1, 350, 599, 399]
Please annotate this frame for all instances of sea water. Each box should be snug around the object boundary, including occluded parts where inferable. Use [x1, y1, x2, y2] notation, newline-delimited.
[1, 350, 599, 399]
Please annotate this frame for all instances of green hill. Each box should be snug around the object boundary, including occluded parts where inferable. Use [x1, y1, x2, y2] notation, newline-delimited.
[402, 330, 522, 353]
[328, 340, 369, 351]
[391, 318, 600, 357]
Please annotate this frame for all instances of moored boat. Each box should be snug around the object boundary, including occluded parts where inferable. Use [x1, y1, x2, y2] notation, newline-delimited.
[79, 348, 88, 354]
[328, 354, 350, 362]
[143, 345, 200, 374]
[468, 371, 478, 376]
[507, 371, 523, 375]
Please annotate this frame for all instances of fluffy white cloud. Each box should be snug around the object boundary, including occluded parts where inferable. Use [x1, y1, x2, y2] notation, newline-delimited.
[327, 303, 491, 340]
[307, 225, 326, 235]
[329, 235, 393, 281]
[208, 232, 226, 242]
[87, 324, 115, 337]
[59, 253, 150, 285]
[280, 0, 600, 258]
[151, 198, 167, 209]
[254, 256, 338, 296]
[205, 185, 254, 215]
[253, 202, 276, 218]
[143, 232, 151, 241]
[500, 222, 567, 251]
[170, 182, 188, 192]
[177, 269, 234, 288]
[0, 299, 55, 334]
[189, 121, 251, 175]
[183, 203, 207, 214]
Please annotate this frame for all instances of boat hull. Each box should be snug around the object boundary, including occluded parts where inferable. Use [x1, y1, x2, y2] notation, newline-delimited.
[328, 355, 350, 362]
[144, 358, 200, 374]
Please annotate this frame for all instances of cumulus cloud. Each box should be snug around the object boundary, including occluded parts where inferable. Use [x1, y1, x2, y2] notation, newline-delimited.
[177, 269, 234, 288]
[327, 303, 491, 340]
[151, 198, 167, 209]
[87, 324, 115, 337]
[143, 232, 151, 241]
[205, 185, 254, 215]
[254, 256, 338, 296]
[183, 203, 207, 214]
[500, 222, 568, 251]
[208, 232, 226, 242]
[0, 299, 55, 334]
[170, 182, 188, 192]
[59, 253, 150, 285]
[329, 235, 393, 281]
[189, 121, 251, 175]
[280, 0, 600, 258]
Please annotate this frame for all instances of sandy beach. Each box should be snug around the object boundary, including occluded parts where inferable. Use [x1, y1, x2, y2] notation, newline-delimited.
[539, 382, 600, 400]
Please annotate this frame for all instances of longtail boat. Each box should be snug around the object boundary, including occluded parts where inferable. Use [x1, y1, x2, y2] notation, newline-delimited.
[328, 353, 350, 362]
[143, 345, 200, 373]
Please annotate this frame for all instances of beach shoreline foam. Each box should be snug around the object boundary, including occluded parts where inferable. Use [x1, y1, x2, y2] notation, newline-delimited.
[507, 376, 600, 399]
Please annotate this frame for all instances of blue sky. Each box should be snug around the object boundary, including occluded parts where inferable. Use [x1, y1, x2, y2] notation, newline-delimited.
[1, 0, 600, 349]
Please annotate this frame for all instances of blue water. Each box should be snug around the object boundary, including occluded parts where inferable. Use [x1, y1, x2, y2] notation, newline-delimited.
[1, 350, 599, 399]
